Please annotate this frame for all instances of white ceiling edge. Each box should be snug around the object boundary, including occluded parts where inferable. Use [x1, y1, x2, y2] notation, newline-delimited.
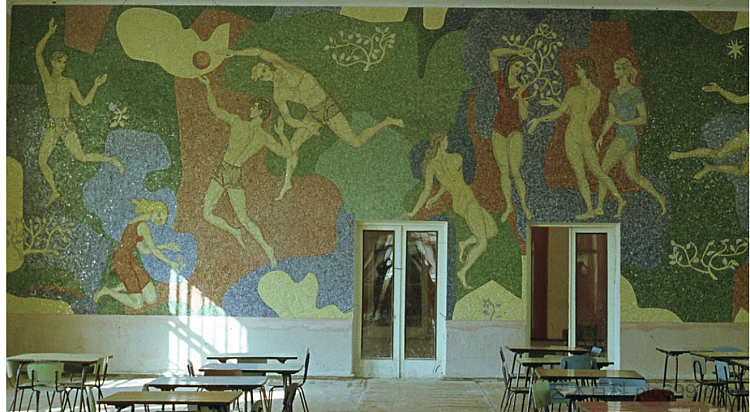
[5, 0, 749, 12]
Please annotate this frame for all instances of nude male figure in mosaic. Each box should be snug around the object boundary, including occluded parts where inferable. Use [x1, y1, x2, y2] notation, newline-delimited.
[36, 18, 124, 207]
[198, 75, 293, 267]
[229, 46, 405, 200]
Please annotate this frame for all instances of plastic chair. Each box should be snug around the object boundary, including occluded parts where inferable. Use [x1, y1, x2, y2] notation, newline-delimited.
[499, 349, 529, 412]
[635, 388, 676, 402]
[187, 360, 196, 377]
[532, 380, 552, 412]
[7, 360, 29, 412]
[560, 356, 596, 370]
[269, 349, 311, 412]
[549, 380, 575, 412]
[715, 360, 749, 411]
[589, 347, 603, 357]
[26, 362, 67, 412]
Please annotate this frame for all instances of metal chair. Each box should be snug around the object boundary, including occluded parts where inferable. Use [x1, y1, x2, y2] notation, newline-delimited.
[693, 356, 721, 403]
[499, 349, 529, 412]
[63, 356, 109, 412]
[589, 347, 603, 357]
[25, 362, 66, 412]
[560, 355, 597, 386]
[532, 380, 552, 412]
[269, 349, 310, 412]
[715, 360, 749, 411]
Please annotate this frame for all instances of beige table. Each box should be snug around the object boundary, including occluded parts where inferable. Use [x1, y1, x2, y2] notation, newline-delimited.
[145, 376, 268, 412]
[506, 345, 591, 379]
[536, 368, 644, 381]
[655, 347, 714, 389]
[99, 390, 241, 412]
[7, 353, 111, 412]
[576, 401, 729, 412]
[199, 362, 303, 388]
[207, 353, 297, 363]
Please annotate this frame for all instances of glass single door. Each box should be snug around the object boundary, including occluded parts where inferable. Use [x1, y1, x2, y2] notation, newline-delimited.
[354, 222, 447, 378]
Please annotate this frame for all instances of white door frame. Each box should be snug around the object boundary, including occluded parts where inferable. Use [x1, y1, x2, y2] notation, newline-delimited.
[526, 223, 621, 369]
[352, 220, 447, 378]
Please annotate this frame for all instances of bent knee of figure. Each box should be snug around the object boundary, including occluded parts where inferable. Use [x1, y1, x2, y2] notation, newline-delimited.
[142, 283, 157, 305]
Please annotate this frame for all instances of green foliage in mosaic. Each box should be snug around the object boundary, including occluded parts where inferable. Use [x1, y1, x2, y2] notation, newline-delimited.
[6, 267, 86, 297]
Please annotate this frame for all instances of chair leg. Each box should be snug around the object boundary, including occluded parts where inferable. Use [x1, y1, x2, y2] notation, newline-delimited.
[298, 387, 309, 412]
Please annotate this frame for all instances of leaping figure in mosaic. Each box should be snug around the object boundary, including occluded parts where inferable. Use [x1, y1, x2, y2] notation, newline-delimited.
[529, 57, 625, 220]
[198, 76, 290, 267]
[405, 130, 498, 289]
[36, 18, 124, 207]
[669, 82, 749, 179]
[228, 46, 405, 200]
[94, 199, 181, 310]
[488, 46, 534, 221]
[597, 58, 667, 215]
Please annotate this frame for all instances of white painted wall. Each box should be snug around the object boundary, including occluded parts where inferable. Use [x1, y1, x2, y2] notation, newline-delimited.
[8, 314, 747, 379]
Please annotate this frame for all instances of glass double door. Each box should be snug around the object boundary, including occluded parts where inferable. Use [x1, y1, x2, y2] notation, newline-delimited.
[353, 222, 447, 378]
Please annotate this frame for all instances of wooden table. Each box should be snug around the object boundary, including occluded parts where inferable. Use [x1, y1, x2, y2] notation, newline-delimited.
[199, 362, 303, 388]
[519, 357, 613, 369]
[99, 391, 241, 412]
[145, 376, 268, 412]
[506, 345, 590, 378]
[655, 347, 714, 389]
[576, 401, 729, 412]
[690, 351, 749, 361]
[7, 353, 111, 412]
[207, 353, 298, 363]
[560, 386, 683, 402]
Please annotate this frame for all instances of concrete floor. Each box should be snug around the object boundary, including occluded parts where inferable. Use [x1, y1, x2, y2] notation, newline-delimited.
[6, 376, 522, 412]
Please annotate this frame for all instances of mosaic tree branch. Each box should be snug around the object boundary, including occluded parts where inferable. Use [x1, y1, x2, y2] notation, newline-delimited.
[7, 216, 75, 257]
[326, 27, 396, 71]
[503, 23, 563, 105]
[668, 238, 749, 280]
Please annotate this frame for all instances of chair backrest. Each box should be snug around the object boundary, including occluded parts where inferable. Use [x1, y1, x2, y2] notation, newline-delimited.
[560, 355, 596, 370]
[589, 346, 603, 357]
[548, 381, 573, 405]
[27, 362, 64, 387]
[715, 360, 731, 382]
[532, 380, 552, 411]
[498, 350, 511, 384]
[598, 378, 647, 391]
[301, 349, 311, 385]
[187, 360, 195, 377]
[634, 388, 676, 402]
[692, 356, 706, 381]
[93, 356, 109, 385]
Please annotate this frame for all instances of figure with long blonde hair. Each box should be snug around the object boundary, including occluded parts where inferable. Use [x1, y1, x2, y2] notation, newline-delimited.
[488, 46, 534, 220]
[405, 130, 498, 289]
[596, 57, 666, 215]
[529, 57, 625, 219]
[94, 198, 182, 310]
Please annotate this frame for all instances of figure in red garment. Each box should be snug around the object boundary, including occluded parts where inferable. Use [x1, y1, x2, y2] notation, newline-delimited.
[94, 198, 182, 310]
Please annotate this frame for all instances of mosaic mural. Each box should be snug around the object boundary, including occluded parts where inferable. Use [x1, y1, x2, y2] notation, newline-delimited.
[6, 5, 749, 322]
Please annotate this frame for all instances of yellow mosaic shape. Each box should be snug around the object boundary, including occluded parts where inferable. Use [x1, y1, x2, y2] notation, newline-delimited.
[116, 8, 229, 78]
[339, 7, 448, 30]
[6, 293, 74, 314]
[258, 271, 351, 319]
[453, 280, 524, 321]
[734, 308, 749, 323]
[735, 12, 749, 30]
[620, 276, 681, 322]
[7, 157, 23, 273]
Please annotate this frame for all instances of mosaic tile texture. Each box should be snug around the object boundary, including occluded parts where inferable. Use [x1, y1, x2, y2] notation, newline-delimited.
[5, 5, 748, 322]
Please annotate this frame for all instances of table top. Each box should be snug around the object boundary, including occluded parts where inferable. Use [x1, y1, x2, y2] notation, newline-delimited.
[690, 351, 749, 360]
[506, 345, 590, 355]
[728, 359, 749, 369]
[207, 353, 297, 362]
[7, 353, 111, 364]
[146, 376, 268, 390]
[655, 347, 715, 355]
[519, 357, 613, 368]
[536, 369, 644, 381]
[99, 391, 242, 406]
[199, 362, 303, 374]
[576, 401, 729, 412]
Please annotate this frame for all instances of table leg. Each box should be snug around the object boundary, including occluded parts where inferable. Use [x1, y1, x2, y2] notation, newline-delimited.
[261, 387, 269, 412]
[661, 354, 669, 388]
[674, 355, 679, 392]
[8, 362, 23, 412]
[80, 366, 89, 412]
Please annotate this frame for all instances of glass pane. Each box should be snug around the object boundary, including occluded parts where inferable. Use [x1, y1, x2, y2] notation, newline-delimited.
[361, 230, 395, 359]
[531, 227, 569, 345]
[404, 231, 438, 359]
[575, 233, 608, 349]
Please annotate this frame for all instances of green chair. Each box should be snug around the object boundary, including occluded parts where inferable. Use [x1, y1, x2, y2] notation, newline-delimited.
[532, 380, 552, 412]
[26, 362, 66, 412]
